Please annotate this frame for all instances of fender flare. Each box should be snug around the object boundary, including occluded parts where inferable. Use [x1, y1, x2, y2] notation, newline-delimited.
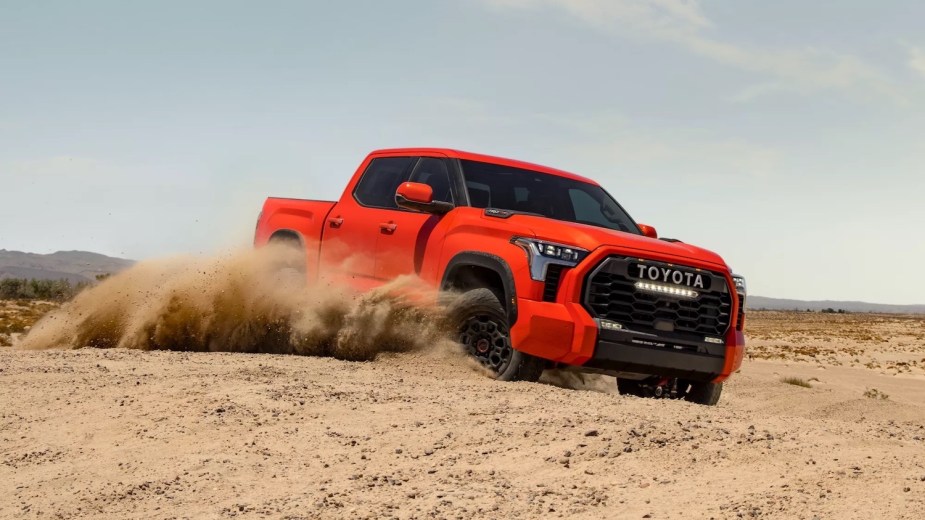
[268, 229, 305, 248]
[441, 252, 518, 325]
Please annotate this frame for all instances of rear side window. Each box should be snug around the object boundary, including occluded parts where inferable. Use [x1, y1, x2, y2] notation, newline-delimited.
[353, 157, 416, 209]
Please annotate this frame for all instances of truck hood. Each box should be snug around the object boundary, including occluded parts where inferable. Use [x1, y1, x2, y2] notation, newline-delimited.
[519, 216, 729, 271]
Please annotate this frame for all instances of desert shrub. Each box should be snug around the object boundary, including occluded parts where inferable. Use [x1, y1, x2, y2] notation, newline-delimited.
[0, 278, 90, 301]
[781, 377, 812, 388]
[863, 388, 889, 400]
[0, 316, 28, 334]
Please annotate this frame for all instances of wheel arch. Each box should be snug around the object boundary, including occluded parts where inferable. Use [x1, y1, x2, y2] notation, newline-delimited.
[441, 252, 518, 325]
[268, 229, 304, 246]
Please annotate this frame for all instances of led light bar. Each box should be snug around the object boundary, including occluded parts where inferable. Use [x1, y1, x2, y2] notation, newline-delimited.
[635, 281, 699, 299]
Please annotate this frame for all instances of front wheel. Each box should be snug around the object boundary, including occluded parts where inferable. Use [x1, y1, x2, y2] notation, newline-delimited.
[444, 288, 545, 382]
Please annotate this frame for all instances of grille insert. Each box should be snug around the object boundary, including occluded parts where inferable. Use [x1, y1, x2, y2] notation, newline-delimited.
[584, 257, 732, 339]
[736, 292, 746, 331]
[543, 265, 566, 302]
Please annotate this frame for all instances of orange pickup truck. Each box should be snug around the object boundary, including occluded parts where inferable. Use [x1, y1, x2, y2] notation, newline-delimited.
[254, 148, 746, 405]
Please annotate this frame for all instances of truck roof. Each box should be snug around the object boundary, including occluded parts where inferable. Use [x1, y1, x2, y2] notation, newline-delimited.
[368, 147, 599, 185]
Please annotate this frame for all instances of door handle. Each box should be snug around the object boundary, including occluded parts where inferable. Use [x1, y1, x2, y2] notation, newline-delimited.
[328, 217, 344, 228]
[379, 222, 397, 234]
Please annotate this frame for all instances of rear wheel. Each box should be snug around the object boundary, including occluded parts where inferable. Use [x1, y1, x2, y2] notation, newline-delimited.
[445, 288, 544, 382]
[268, 233, 306, 283]
[682, 381, 723, 406]
[616, 378, 646, 397]
[615, 377, 723, 406]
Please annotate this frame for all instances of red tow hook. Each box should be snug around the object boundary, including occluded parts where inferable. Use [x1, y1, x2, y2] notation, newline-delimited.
[653, 377, 672, 398]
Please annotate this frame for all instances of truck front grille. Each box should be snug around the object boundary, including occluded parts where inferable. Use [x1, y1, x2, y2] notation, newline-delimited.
[584, 256, 732, 339]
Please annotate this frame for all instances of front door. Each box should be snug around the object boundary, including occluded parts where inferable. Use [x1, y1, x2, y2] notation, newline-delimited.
[374, 156, 456, 281]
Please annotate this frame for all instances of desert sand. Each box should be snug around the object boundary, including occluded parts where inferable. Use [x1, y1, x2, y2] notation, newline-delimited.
[2, 306, 924, 519]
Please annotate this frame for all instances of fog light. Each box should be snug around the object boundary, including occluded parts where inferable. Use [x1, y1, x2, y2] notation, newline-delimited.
[599, 319, 623, 331]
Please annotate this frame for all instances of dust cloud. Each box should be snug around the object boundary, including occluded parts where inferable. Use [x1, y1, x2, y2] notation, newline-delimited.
[18, 244, 453, 361]
[540, 369, 614, 393]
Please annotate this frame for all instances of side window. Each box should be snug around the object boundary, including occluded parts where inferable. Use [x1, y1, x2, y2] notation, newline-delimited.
[409, 158, 454, 203]
[353, 157, 416, 209]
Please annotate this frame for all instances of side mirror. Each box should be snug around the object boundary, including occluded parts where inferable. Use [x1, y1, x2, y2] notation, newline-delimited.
[395, 182, 453, 214]
[638, 223, 658, 239]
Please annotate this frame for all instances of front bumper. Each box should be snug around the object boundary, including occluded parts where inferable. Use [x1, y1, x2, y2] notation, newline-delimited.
[583, 325, 729, 382]
[509, 247, 745, 383]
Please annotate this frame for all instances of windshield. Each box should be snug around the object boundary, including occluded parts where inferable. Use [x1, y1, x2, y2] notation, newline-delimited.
[460, 160, 641, 234]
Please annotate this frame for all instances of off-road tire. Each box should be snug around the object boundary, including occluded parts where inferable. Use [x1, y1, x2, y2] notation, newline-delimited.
[268, 234, 307, 282]
[683, 381, 723, 406]
[615, 378, 646, 397]
[615, 378, 723, 406]
[445, 288, 544, 382]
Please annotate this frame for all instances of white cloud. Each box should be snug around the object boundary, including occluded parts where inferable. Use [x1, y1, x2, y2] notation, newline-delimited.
[481, 0, 901, 101]
[909, 47, 925, 78]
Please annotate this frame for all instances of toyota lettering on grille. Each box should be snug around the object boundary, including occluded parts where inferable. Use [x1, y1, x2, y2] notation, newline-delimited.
[631, 263, 709, 290]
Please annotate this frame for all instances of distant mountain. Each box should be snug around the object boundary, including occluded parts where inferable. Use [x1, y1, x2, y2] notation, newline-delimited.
[0, 250, 134, 283]
[3, 249, 922, 314]
[746, 295, 925, 314]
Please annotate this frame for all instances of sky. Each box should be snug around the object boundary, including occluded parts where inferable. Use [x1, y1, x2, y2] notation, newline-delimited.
[1, 0, 924, 304]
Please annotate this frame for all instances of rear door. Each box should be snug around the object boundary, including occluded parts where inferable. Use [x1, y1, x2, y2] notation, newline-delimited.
[318, 156, 416, 289]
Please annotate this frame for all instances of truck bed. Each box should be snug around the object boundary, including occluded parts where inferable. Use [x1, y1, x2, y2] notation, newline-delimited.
[253, 197, 336, 249]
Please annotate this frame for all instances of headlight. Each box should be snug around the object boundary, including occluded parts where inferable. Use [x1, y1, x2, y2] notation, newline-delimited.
[732, 274, 747, 295]
[512, 237, 589, 281]
[732, 273, 747, 331]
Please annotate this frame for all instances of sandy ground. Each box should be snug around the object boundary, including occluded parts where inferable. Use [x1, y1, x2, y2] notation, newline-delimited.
[2, 310, 925, 519]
